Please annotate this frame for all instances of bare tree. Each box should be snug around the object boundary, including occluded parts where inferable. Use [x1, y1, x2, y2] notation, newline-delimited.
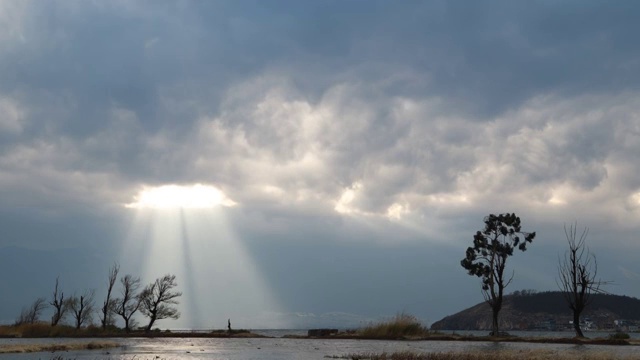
[50, 277, 67, 326]
[140, 274, 182, 331]
[68, 290, 95, 329]
[15, 297, 48, 325]
[557, 223, 604, 338]
[100, 263, 120, 330]
[114, 274, 142, 332]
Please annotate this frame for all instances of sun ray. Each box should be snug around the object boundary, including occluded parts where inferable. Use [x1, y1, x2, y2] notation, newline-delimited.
[121, 184, 284, 329]
[179, 209, 201, 327]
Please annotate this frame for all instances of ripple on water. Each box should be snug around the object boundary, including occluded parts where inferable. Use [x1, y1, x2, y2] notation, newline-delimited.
[0, 337, 638, 360]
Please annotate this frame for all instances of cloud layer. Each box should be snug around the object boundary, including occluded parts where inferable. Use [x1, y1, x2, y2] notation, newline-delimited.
[1, 1, 640, 328]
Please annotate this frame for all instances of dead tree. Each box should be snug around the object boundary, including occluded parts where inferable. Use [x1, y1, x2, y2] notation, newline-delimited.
[15, 297, 47, 325]
[50, 277, 67, 326]
[114, 274, 142, 332]
[100, 263, 120, 330]
[68, 290, 95, 329]
[140, 274, 182, 331]
[557, 223, 604, 338]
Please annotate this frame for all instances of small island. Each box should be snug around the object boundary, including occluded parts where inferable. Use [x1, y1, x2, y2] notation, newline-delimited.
[431, 290, 640, 333]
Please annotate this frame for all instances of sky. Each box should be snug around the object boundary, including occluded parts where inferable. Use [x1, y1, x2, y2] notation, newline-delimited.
[1, 0, 640, 330]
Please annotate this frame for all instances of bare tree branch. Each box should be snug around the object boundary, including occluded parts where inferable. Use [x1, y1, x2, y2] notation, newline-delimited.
[114, 274, 142, 332]
[140, 274, 182, 331]
[68, 290, 95, 329]
[15, 297, 47, 326]
[49, 277, 67, 326]
[100, 263, 120, 330]
[557, 222, 607, 338]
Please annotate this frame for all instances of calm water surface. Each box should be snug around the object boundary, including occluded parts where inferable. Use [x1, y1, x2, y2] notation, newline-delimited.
[1, 331, 639, 359]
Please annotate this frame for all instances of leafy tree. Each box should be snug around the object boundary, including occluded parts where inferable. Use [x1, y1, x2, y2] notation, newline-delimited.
[68, 290, 95, 329]
[461, 213, 536, 336]
[140, 274, 182, 331]
[557, 223, 605, 338]
[100, 263, 120, 330]
[114, 274, 142, 332]
[50, 277, 67, 326]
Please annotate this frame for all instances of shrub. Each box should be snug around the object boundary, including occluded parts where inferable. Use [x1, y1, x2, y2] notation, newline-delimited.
[609, 331, 630, 340]
[359, 312, 428, 339]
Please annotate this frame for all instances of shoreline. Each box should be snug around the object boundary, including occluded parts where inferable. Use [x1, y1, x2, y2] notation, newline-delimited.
[1, 331, 636, 346]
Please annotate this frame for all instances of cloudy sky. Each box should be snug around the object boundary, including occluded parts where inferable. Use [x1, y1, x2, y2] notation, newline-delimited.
[2, 0, 640, 329]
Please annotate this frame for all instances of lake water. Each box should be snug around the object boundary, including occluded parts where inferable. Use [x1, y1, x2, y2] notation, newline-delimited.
[437, 329, 640, 340]
[1, 331, 639, 359]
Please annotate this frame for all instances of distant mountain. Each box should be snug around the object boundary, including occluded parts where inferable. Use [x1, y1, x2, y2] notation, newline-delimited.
[430, 291, 640, 331]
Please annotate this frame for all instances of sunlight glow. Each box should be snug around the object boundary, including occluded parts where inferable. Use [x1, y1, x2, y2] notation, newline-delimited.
[547, 194, 567, 205]
[386, 202, 409, 220]
[126, 184, 236, 209]
[545, 185, 571, 206]
[425, 192, 469, 205]
[334, 182, 362, 214]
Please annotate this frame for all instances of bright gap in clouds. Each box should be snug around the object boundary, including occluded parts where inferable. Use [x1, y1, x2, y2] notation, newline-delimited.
[126, 184, 236, 209]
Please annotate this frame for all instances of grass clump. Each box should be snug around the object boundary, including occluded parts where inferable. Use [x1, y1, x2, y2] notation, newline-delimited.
[359, 313, 429, 339]
[609, 332, 631, 340]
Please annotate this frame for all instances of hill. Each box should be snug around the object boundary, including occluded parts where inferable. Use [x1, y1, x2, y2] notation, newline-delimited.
[430, 291, 640, 331]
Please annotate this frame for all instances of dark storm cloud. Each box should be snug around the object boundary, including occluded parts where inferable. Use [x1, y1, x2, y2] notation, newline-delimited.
[5, 0, 638, 142]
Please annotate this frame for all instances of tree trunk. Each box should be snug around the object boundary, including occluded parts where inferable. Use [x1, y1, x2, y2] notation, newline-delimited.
[573, 311, 584, 338]
[146, 316, 156, 332]
[491, 307, 499, 336]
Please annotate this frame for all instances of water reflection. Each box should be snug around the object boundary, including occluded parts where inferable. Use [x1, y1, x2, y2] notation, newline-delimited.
[0, 337, 638, 360]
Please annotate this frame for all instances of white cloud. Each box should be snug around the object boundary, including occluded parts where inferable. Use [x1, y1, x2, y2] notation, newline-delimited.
[386, 202, 409, 220]
[0, 97, 25, 134]
[335, 182, 363, 215]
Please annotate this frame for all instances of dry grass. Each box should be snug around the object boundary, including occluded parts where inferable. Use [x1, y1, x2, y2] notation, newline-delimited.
[0, 341, 118, 354]
[333, 350, 640, 360]
[0, 323, 111, 338]
[0, 323, 262, 339]
[358, 313, 429, 339]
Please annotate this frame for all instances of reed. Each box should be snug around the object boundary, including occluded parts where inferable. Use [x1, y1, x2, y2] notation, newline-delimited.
[358, 312, 429, 339]
[0, 323, 108, 337]
[0, 341, 118, 354]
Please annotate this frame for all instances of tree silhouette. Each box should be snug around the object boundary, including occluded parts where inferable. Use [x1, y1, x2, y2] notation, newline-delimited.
[100, 263, 120, 329]
[557, 223, 605, 337]
[68, 290, 95, 329]
[114, 274, 142, 332]
[461, 213, 536, 336]
[140, 274, 182, 331]
[49, 277, 67, 326]
[15, 297, 47, 325]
